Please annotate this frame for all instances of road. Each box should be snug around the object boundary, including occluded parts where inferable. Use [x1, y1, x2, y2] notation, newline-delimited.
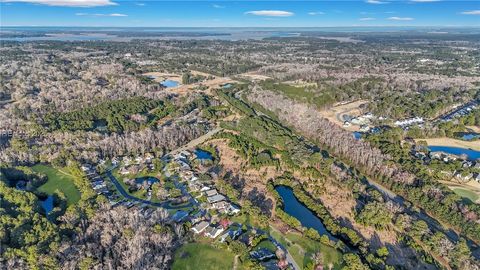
[105, 171, 193, 210]
[168, 127, 223, 156]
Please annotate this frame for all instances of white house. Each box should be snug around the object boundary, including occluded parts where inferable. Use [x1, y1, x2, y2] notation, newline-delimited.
[191, 221, 209, 234]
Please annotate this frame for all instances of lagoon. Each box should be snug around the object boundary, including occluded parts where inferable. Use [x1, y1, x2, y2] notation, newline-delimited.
[275, 186, 335, 240]
[429, 146, 480, 160]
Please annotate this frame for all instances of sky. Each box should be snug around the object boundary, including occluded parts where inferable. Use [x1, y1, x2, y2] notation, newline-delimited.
[1, 0, 480, 27]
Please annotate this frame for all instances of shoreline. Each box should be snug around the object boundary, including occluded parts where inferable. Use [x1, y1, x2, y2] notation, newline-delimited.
[415, 137, 480, 152]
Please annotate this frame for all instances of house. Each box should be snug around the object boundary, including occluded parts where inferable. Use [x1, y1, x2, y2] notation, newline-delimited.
[207, 194, 226, 203]
[227, 203, 241, 215]
[200, 186, 211, 192]
[191, 221, 209, 234]
[474, 173, 480, 182]
[205, 189, 218, 197]
[455, 172, 473, 181]
[205, 225, 225, 239]
[219, 226, 243, 242]
[81, 164, 92, 171]
[212, 200, 229, 210]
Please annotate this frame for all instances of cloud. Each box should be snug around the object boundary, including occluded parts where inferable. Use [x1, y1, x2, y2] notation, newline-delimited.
[76, 12, 127, 16]
[135, 2, 145, 6]
[212, 4, 224, 9]
[1, 0, 117, 7]
[359, 17, 376, 21]
[461, 10, 480, 15]
[245, 10, 294, 17]
[388, 16, 414, 20]
[410, 0, 441, 2]
[308, 11, 325, 15]
[366, 0, 388, 4]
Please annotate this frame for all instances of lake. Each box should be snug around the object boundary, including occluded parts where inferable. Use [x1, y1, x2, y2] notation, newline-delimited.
[161, 80, 180, 88]
[429, 146, 480, 160]
[275, 185, 336, 240]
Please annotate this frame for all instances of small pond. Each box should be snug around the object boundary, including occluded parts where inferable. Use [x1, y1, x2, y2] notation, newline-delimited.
[195, 149, 213, 160]
[222, 83, 232, 89]
[160, 79, 180, 88]
[428, 146, 480, 160]
[353, 132, 362, 140]
[40, 195, 54, 215]
[275, 185, 336, 241]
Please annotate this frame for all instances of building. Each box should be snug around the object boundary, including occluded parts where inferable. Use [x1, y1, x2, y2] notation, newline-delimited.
[205, 225, 225, 239]
[205, 189, 218, 197]
[191, 221, 210, 234]
[207, 194, 226, 203]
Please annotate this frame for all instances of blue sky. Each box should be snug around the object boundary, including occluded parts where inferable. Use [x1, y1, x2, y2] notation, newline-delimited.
[1, 0, 480, 27]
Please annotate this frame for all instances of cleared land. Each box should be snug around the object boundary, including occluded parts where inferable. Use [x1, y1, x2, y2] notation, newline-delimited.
[318, 100, 369, 132]
[440, 180, 480, 204]
[144, 70, 236, 95]
[416, 137, 480, 151]
[172, 242, 236, 270]
[33, 164, 81, 205]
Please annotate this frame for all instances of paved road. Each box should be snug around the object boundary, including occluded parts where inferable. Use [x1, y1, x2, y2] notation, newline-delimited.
[168, 127, 223, 156]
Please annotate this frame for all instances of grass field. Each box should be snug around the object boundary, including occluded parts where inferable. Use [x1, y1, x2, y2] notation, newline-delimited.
[172, 243, 235, 270]
[452, 187, 480, 203]
[270, 229, 343, 269]
[32, 164, 81, 205]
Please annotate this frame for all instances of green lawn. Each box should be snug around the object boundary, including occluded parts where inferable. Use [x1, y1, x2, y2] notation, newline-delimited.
[270, 229, 343, 269]
[452, 187, 479, 203]
[32, 164, 81, 205]
[172, 243, 235, 270]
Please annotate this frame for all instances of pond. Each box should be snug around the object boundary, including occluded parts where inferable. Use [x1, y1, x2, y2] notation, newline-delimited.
[275, 186, 336, 241]
[161, 79, 180, 88]
[353, 132, 362, 140]
[428, 146, 480, 160]
[461, 133, 480, 141]
[195, 149, 213, 161]
[222, 83, 232, 89]
[40, 195, 54, 215]
[135, 176, 160, 185]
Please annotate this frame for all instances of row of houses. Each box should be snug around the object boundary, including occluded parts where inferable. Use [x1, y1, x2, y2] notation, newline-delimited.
[81, 164, 120, 205]
[440, 100, 478, 122]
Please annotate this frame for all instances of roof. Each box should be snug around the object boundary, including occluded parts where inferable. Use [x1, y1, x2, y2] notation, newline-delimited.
[192, 221, 209, 233]
[207, 194, 226, 203]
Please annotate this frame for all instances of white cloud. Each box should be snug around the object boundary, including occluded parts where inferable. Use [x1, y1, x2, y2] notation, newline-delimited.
[2, 0, 117, 7]
[359, 17, 376, 21]
[308, 11, 325, 15]
[388, 16, 414, 20]
[212, 4, 224, 9]
[410, 0, 441, 2]
[461, 10, 480, 15]
[135, 2, 145, 6]
[366, 0, 388, 4]
[76, 12, 127, 16]
[245, 10, 294, 17]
